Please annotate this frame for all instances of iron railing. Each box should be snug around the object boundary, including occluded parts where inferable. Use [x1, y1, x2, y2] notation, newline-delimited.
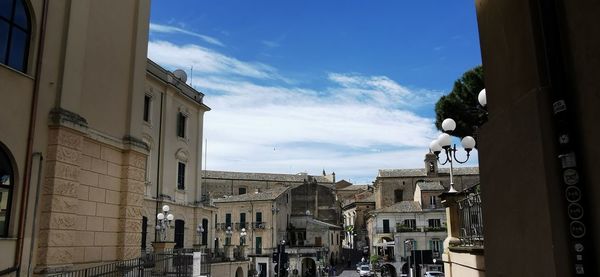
[375, 227, 396, 233]
[48, 249, 210, 277]
[251, 222, 266, 229]
[457, 191, 484, 247]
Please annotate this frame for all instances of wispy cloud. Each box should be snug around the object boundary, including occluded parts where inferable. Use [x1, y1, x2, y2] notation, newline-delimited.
[147, 39, 457, 183]
[261, 40, 280, 48]
[149, 23, 225, 47]
[149, 40, 282, 80]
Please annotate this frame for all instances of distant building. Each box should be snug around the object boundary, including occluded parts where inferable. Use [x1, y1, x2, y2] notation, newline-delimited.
[213, 186, 291, 277]
[341, 191, 376, 251]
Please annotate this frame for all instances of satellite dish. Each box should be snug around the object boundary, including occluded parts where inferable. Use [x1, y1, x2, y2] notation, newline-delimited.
[173, 69, 187, 83]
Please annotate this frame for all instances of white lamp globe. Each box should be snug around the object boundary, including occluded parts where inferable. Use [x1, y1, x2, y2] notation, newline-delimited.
[478, 88, 487, 107]
[437, 133, 452, 148]
[157, 213, 165, 220]
[241, 228, 246, 233]
[461, 136, 476, 150]
[162, 205, 170, 212]
[166, 214, 174, 221]
[441, 118, 456, 132]
[429, 140, 442, 152]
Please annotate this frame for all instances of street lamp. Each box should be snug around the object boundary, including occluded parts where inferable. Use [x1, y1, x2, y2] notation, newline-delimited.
[196, 223, 205, 245]
[429, 118, 476, 193]
[225, 226, 233, 245]
[156, 205, 174, 242]
[240, 228, 247, 245]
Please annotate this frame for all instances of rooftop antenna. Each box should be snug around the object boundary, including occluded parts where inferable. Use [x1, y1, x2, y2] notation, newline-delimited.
[190, 66, 193, 87]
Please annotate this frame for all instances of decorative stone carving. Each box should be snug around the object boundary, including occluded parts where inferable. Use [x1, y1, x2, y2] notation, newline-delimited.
[175, 148, 189, 162]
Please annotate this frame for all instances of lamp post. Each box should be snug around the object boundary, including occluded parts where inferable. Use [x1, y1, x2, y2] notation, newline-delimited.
[225, 226, 233, 245]
[240, 228, 247, 245]
[156, 205, 174, 242]
[429, 118, 476, 193]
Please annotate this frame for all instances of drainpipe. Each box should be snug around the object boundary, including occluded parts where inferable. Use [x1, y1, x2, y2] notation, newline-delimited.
[26, 153, 43, 277]
[10, 1, 49, 276]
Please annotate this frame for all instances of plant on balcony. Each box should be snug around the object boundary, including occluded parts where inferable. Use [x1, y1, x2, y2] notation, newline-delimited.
[396, 224, 416, 232]
[425, 226, 447, 232]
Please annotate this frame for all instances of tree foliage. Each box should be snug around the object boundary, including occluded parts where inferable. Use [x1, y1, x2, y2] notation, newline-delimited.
[435, 65, 486, 138]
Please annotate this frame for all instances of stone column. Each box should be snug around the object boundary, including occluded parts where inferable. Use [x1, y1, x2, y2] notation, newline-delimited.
[117, 150, 147, 260]
[224, 244, 234, 260]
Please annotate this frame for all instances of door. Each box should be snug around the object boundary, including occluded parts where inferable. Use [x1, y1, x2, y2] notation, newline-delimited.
[174, 219, 185, 249]
[255, 237, 262, 254]
[383, 219, 390, 233]
[141, 216, 148, 250]
[201, 218, 208, 245]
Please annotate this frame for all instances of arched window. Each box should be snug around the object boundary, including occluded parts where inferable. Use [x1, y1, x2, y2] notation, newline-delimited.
[0, 0, 31, 73]
[0, 145, 15, 237]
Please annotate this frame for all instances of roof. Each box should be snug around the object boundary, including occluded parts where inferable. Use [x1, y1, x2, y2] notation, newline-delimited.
[146, 59, 210, 110]
[202, 170, 332, 183]
[213, 186, 289, 203]
[356, 193, 376, 203]
[339, 185, 369, 191]
[377, 167, 479, 178]
[372, 201, 422, 213]
[310, 218, 343, 229]
[416, 181, 445, 191]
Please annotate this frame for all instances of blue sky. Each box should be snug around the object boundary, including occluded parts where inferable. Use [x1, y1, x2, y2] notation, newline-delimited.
[148, 1, 481, 183]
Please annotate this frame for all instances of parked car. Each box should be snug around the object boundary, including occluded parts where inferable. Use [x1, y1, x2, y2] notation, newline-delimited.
[359, 265, 373, 277]
[424, 271, 445, 277]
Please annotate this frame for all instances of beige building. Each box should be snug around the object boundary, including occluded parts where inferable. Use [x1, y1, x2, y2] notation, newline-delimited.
[0, 0, 218, 275]
[213, 186, 291, 277]
[374, 153, 479, 209]
[341, 190, 375, 251]
[367, 181, 447, 277]
[140, 59, 213, 252]
[0, 0, 154, 275]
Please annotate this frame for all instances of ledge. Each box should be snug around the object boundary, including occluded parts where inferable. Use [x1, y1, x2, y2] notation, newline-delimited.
[448, 245, 484, 255]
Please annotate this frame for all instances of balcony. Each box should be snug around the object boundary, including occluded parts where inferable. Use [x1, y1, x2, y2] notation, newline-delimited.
[375, 227, 396, 234]
[252, 222, 266, 229]
[456, 191, 484, 247]
[234, 222, 248, 230]
[424, 226, 447, 232]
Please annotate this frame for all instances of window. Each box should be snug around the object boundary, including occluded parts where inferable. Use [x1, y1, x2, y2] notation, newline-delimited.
[143, 95, 151, 122]
[225, 213, 231, 228]
[428, 219, 441, 228]
[0, 0, 31, 72]
[255, 237, 262, 254]
[315, 236, 322, 246]
[404, 239, 417, 256]
[0, 146, 15, 237]
[240, 213, 246, 229]
[255, 212, 262, 223]
[177, 162, 185, 190]
[215, 214, 218, 226]
[394, 189, 403, 203]
[430, 239, 442, 253]
[176, 112, 187, 138]
[404, 219, 416, 229]
[174, 219, 184, 249]
[238, 187, 246, 195]
[429, 195, 437, 207]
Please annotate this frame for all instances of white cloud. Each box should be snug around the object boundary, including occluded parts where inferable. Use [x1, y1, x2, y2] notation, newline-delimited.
[148, 40, 281, 80]
[150, 23, 225, 47]
[147, 40, 461, 183]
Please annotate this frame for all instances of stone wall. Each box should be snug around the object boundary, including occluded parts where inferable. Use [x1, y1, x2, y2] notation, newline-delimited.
[36, 126, 146, 271]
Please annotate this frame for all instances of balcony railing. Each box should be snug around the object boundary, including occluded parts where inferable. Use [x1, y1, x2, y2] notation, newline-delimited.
[424, 226, 447, 232]
[234, 222, 248, 230]
[375, 227, 396, 234]
[252, 222, 266, 229]
[457, 191, 484, 247]
[395, 225, 418, 233]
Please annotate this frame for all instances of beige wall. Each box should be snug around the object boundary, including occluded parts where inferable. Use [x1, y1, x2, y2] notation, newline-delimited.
[210, 261, 249, 277]
[443, 251, 485, 277]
